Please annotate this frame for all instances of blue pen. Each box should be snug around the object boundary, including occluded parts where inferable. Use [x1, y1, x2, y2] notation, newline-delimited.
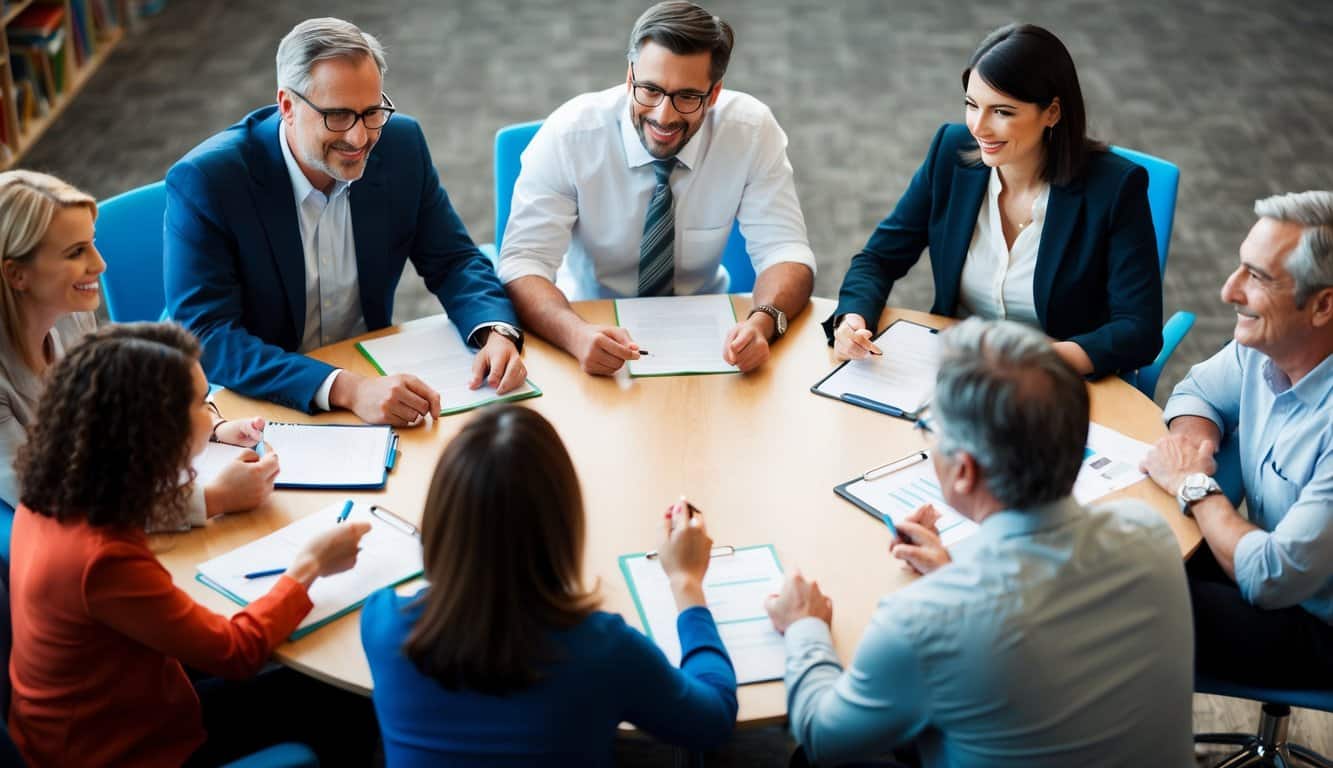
[337, 499, 353, 524]
[839, 392, 907, 418]
[243, 568, 286, 580]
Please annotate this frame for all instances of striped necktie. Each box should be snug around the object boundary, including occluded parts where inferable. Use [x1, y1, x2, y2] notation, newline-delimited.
[638, 158, 678, 297]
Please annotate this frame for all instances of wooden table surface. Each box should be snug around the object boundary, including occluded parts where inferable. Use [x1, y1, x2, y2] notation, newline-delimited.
[152, 296, 1200, 726]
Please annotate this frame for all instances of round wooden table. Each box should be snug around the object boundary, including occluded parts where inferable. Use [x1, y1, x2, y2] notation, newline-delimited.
[153, 296, 1200, 725]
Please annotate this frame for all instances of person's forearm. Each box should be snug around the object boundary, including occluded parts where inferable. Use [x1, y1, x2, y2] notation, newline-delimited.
[1193, 495, 1259, 578]
[752, 263, 813, 321]
[1052, 341, 1094, 376]
[1167, 414, 1223, 447]
[505, 275, 591, 354]
[670, 575, 707, 611]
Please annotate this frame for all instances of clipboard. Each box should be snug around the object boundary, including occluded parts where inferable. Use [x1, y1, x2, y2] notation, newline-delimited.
[811, 319, 941, 421]
[834, 449, 979, 547]
[258, 423, 398, 490]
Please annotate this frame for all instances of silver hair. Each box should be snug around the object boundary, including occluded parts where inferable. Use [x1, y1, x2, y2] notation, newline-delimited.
[276, 17, 387, 95]
[1253, 191, 1333, 307]
[626, 1, 734, 83]
[932, 318, 1089, 509]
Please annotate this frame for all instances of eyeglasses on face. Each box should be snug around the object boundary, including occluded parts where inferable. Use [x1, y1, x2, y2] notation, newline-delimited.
[629, 63, 712, 115]
[288, 88, 396, 132]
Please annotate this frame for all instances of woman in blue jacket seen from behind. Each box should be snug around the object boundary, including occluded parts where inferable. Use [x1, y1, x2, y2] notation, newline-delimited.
[828, 23, 1162, 378]
[362, 404, 737, 766]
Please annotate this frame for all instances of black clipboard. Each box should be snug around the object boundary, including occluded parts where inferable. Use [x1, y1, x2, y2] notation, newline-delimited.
[809, 319, 940, 421]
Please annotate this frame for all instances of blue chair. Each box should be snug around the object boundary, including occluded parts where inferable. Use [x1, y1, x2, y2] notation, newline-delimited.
[480, 120, 752, 291]
[94, 181, 168, 323]
[1108, 146, 1195, 399]
[1196, 675, 1333, 767]
[0, 499, 12, 564]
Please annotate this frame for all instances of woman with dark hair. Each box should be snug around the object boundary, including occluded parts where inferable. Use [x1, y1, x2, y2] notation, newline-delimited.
[826, 23, 1162, 377]
[362, 404, 738, 766]
[6, 322, 372, 768]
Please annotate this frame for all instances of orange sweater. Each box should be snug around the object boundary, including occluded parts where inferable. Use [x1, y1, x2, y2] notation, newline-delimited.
[7, 505, 314, 768]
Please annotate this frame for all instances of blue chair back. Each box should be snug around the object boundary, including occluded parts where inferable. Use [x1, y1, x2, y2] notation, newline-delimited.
[0, 499, 13, 565]
[491, 120, 753, 292]
[95, 181, 168, 323]
[1108, 146, 1179, 272]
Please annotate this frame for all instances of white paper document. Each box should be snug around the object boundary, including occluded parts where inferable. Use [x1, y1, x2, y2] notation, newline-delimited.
[191, 442, 252, 486]
[259, 423, 393, 489]
[1074, 423, 1155, 504]
[615, 294, 738, 377]
[813, 320, 941, 417]
[621, 545, 785, 684]
[835, 455, 979, 548]
[197, 501, 423, 638]
[355, 315, 540, 415]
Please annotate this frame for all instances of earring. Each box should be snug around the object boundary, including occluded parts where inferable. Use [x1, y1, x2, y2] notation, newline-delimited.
[1043, 126, 1053, 142]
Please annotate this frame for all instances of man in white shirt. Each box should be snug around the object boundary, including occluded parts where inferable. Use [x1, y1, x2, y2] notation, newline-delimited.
[499, 1, 815, 375]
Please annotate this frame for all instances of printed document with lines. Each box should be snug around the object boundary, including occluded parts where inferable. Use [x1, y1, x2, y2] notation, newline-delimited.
[355, 314, 540, 415]
[813, 320, 941, 414]
[615, 295, 738, 377]
[837, 457, 979, 548]
[1074, 423, 1154, 504]
[197, 501, 422, 638]
[620, 545, 784, 684]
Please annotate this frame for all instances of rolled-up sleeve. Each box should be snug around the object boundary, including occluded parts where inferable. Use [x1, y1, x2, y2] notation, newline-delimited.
[1232, 456, 1333, 611]
[1163, 341, 1244, 435]
[735, 110, 816, 276]
[785, 603, 929, 765]
[497, 123, 579, 286]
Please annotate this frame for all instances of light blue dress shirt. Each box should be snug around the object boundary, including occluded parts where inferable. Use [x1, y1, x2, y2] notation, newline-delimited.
[783, 497, 1194, 768]
[1163, 341, 1333, 622]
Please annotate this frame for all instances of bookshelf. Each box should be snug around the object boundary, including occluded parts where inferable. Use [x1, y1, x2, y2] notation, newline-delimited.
[0, 0, 133, 168]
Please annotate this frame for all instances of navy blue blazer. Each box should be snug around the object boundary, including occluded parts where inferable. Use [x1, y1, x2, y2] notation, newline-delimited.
[164, 106, 518, 412]
[826, 123, 1163, 377]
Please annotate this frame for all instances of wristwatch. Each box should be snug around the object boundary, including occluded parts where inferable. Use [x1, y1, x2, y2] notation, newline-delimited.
[479, 322, 524, 352]
[747, 304, 788, 340]
[1176, 472, 1222, 516]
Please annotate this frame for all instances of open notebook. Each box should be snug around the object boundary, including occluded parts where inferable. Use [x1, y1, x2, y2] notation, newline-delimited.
[197, 501, 422, 640]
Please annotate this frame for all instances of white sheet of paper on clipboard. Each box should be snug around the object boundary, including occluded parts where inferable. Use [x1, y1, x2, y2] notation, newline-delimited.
[811, 319, 942, 419]
[834, 451, 979, 548]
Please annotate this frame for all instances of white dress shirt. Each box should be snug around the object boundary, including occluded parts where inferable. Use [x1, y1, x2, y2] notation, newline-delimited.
[498, 86, 815, 299]
[957, 168, 1049, 325]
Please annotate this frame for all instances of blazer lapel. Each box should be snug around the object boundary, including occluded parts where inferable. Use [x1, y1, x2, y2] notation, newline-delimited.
[935, 163, 988, 314]
[1034, 181, 1084, 326]
[250, 112, 307, 343]
[350, 151, 389, 328]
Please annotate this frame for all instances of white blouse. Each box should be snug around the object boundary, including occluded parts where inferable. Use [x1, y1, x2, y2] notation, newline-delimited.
[957, 168, 1050, 325]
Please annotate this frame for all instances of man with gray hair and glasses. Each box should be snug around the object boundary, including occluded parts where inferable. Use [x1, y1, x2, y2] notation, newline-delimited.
[767, 318, 1194, 767]
[1142, 190, 1333, 687]
[165, 17, 526, 424]
[500, 1, 815, 375]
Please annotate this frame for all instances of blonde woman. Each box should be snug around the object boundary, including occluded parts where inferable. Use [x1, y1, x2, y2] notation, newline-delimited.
[0, 170, 276, 540]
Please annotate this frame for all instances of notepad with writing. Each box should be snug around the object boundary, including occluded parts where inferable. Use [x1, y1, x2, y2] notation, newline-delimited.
[614, 294, 739, 377]
[257, 423, 397, 489]
[196, 501, 423, 640]
[355, 314, 542, 416]
[619, 544, 785, 684]
[811, 319, 942, 420]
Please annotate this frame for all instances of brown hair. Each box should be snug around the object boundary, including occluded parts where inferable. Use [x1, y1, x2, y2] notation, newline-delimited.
[628, 1, 735, 83]
[16, 322, 201, 530]
[403, 405, 598, 694]
[0, 170, 98, 371]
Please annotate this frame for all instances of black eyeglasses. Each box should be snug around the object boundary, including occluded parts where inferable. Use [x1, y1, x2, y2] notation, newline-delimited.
[289, 88, 396, 132]
[629, 64, 712, 115]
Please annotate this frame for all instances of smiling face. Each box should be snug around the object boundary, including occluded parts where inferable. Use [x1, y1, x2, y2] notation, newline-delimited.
[964, 74, 1060, 174]
[1221, 217, 1312, 359]
[627, 41, 720, 159]
[279, 54, 384, 190]
[2, 205, 104, 319]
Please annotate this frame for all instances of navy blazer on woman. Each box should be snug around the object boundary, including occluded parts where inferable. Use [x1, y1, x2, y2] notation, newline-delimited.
[826, 123, 1162, 377]
[164, 106, 518, 412]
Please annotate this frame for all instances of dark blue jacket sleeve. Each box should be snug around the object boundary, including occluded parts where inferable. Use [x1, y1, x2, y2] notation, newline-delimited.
[164, 161, 334, 412]
[406, 125, 519, 340]
[1066, 163, 1163, 376]
[823, 125, 950, 340]
[618, 606, 738, 750]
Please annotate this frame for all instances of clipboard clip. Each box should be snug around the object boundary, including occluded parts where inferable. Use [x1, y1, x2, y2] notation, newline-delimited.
[370, 504, 419, 538]
[645, 544, 735, 561]
[862, 450, 929, 481]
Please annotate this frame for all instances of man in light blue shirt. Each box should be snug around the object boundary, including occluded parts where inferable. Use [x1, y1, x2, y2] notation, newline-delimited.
[767, 318, 1194, 767]
[1143, 190, 1333, 688]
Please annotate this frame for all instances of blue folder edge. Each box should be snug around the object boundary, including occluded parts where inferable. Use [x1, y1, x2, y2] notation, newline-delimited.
[195, 567, 424, 642]
[617, 543, 784, 685]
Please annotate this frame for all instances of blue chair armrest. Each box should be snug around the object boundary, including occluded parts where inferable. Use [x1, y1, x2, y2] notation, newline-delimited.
[1133, 310, 1195, 400]
[221, 742, 320, 768]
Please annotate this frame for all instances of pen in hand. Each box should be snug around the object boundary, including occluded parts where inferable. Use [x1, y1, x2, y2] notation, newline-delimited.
[336, 499, 353, 524]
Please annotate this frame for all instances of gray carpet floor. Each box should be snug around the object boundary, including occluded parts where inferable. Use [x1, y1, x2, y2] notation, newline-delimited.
[18, 0, 1333, 764]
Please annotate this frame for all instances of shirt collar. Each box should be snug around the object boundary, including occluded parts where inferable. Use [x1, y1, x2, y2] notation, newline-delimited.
[278, 121, 351, 204]
[1264, 350, 1333, 406]
[618, 90, 702, 172]
[969, 495, 1085, 546]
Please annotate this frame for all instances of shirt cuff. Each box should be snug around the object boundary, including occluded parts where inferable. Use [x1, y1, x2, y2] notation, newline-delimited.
[313, 370, 341, 412]
[497, 253, 559, 286]
[750, 244, 818, 277]
[1232, 528, 1273, 606]
[185, 481, 207, 527]
[1162, 392, 1225, 432]
[784, 615, 834, 650]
